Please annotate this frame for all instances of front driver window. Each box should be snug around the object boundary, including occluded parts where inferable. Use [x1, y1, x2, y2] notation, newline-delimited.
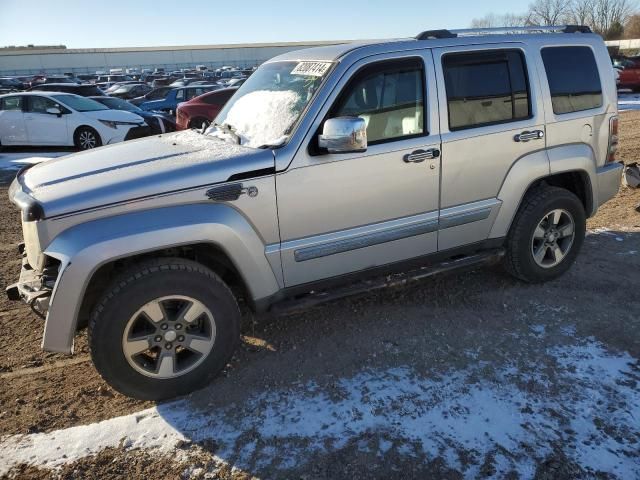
[28, 96, 58, 114]
[332, 58, 426, 144]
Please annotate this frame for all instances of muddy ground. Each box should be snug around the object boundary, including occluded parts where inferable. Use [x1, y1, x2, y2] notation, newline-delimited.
[0, 113, 639, 479]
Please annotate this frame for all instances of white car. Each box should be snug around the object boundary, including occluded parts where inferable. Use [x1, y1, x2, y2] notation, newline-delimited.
[0, 92, 147, 150]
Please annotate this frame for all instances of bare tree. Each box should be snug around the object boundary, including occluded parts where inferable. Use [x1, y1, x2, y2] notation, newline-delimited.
[624, 13, 640, 37]
[588, 0, 636, 36]
[565, 0, 595, 25]
[528, 0, 573, 24]
[470, 12, 531, 28]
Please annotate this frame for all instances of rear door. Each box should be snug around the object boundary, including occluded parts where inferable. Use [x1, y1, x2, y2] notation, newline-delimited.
[434, 43, 545, 250]
[24, 95, 69, 145]
[0, 95, 27, 145]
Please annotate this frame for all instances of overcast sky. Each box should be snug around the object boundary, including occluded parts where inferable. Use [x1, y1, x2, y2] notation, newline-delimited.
[0, 0, 533, 48]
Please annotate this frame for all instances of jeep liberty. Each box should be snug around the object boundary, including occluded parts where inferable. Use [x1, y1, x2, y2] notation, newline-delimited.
[6, 26, 623, 399]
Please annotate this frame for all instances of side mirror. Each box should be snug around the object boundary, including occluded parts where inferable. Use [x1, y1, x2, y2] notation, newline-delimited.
[46, 107, 62, 117]
[318, 116, 367, 154]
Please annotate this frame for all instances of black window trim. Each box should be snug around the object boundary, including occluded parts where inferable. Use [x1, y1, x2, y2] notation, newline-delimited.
[540, 45, 603, 116]
[310, 56, 429, 156]
[442, 48, 533, 132]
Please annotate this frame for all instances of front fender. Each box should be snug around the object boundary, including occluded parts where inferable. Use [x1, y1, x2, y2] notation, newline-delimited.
[42, 203, 280, 353]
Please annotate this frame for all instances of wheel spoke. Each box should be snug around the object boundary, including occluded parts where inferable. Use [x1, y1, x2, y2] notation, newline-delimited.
[156, 352, 175, 377]
[557, 222, 574, 238]
[180, 301, 206, 323]
[534, 225, 546, 239]
[551, 210, 562, 227]
[142, 300, 165, 323]
[534, 244, 548, 264]
[123, 336, 151, 357]
[185, 334, 212, 354]
[551, 244, 564, 263]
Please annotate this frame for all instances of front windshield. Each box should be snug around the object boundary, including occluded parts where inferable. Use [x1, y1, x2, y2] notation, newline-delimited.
[53, 94, 109, 112]
[98, 97, 140, 112]
[210, 60, 333, 148]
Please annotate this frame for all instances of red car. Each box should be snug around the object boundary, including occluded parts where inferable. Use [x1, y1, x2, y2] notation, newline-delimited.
[617, 58, 640, 92]
[176, 87, 238, 130]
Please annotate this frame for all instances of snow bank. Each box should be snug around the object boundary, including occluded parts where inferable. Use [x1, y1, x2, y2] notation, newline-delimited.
[1, 334, 638, 478]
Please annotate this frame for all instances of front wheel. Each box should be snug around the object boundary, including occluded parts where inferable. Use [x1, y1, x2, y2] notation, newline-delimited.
[89, 258, 240, 400]
[503, 185, 586, 283]
[74, 127, 102, 150]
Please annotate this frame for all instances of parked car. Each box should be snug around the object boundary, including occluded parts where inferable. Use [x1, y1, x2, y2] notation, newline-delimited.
[6, 26, 622, 400]
[0, 92, 146, 149]
[138, 85, 219, 113]
[175, 87, 237, 130]
[39, 76, 77, 85]
[616, 60, 640, 92]
[90, 96, 176, 134]
[129, 86, 174, 106]
[0, 77, 24, 92]
[108, 83, 153, 100]
[28, 83, 106, 97]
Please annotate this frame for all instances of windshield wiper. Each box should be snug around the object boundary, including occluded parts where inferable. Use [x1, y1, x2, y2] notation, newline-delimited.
[212, 122, 241, 144]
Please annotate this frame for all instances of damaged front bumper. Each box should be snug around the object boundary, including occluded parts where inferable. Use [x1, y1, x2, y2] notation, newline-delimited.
[5, 243, 55, 317]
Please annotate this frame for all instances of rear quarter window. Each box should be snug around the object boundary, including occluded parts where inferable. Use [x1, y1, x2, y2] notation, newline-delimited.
[541, 46, 603, 115]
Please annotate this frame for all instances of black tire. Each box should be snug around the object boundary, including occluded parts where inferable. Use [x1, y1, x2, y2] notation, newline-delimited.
[89, 258, 240, 400]
[74, 126, 102, 150]
[503, 185, 586, 283]
[190, 118, 210, 131]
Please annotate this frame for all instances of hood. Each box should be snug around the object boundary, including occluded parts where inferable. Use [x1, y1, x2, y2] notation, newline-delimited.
[20, 130, 275, 218]
[82, 109, 144, 123]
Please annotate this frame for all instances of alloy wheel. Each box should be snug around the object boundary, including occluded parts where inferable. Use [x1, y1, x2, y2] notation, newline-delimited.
[530, 208, 576, 269]
[122, 295, 216, 379]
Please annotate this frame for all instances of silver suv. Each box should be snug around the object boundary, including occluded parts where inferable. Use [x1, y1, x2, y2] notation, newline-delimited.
[6, 26, 623, 399]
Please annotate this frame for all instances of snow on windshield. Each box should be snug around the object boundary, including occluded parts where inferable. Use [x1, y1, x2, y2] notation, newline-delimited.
[216, 90, 300, 148]
[209, 61, 332, 148]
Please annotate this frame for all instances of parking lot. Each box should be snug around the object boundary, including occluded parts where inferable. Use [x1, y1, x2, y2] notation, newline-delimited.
[0, 99, 638, 479]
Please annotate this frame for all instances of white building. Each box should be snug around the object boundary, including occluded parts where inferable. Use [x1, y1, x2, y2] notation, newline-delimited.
[0, 40, 347, 76]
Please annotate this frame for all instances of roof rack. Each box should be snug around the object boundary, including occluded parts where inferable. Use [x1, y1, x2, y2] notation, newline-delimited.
[416, 25, 592, 40]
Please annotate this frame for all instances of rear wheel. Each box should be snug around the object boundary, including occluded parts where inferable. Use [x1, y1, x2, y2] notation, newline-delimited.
[89, 258, 240, 400]
[503, 185, 586, 283]
[74, 127, 102, 150]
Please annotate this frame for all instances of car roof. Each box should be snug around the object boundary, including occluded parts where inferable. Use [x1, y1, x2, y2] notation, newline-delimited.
[268, 29, 603, 64]
[1, 91, 76, 97]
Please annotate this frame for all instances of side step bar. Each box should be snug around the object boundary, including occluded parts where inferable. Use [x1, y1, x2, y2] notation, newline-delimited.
[269, 248, 505, 316]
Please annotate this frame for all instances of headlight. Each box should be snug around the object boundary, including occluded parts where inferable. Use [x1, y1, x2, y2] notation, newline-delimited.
[99, 119, 143, 129]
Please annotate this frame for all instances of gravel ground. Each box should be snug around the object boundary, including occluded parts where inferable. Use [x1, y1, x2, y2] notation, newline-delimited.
[1, 113, 639, 479]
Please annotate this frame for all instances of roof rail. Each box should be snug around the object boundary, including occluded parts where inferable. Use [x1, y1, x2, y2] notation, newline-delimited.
[416, 25, 592, 40]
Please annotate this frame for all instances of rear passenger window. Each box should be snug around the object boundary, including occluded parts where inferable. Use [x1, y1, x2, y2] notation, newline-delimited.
[1, 96, 23, 111]
[541, 46, 602, 115]
[332, 58, 425, 144]
[442, 50, 531, 131]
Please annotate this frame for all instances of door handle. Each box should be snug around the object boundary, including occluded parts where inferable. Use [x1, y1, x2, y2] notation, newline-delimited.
[514, 130, 544, 142]
[404, 148, 440, 163]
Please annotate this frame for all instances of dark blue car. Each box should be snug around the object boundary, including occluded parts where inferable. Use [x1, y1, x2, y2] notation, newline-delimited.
[137, 85, 219, 113]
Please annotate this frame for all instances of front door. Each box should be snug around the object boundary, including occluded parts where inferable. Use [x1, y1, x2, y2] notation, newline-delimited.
[276, 53, 442, 287]
[24, 95, 69, 146]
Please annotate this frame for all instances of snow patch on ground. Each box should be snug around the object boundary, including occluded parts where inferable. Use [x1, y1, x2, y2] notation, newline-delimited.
[0, 152, 66, 171]
[1, 332, 638, 479]
[618, 93, 640, 111]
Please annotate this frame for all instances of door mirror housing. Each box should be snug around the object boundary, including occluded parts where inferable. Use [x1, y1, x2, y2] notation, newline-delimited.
[318, 116, 367, 154]
[46, 107, 62, 117]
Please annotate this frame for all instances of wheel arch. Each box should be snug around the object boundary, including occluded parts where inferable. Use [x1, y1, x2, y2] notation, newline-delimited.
[489, 145, 596, 239]
[41, 203, 281, 354]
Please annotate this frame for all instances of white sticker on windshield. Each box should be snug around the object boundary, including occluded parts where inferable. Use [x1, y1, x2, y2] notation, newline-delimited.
[291, 62, 332, 77]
